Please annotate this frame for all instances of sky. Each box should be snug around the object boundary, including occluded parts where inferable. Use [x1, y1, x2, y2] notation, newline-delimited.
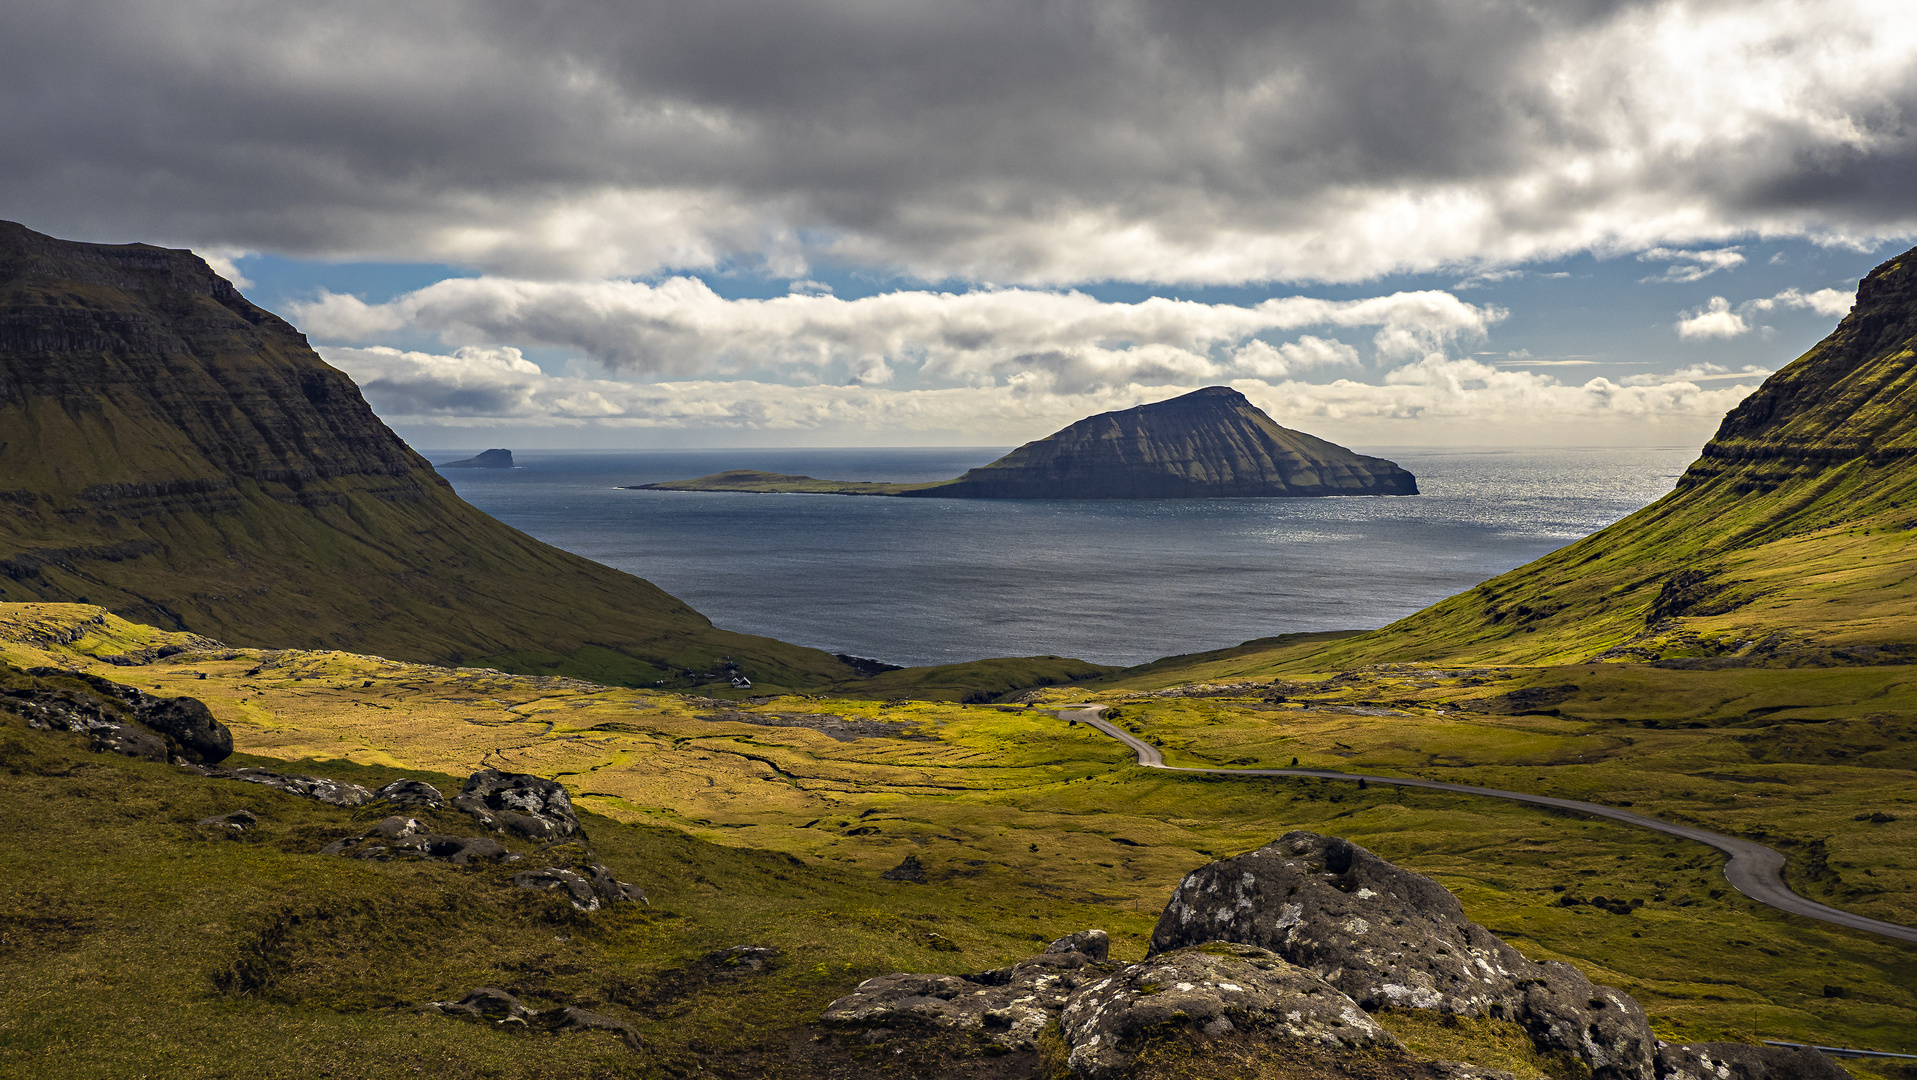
[5, 0, 1915, 450]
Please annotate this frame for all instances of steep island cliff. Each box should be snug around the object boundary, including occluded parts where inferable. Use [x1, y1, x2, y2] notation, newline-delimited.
[636, 386, 1417, 499]
[0, 221, 858, 690]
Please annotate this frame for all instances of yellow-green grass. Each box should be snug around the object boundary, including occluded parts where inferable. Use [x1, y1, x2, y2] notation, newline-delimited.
[5, 604, 1913, 1064]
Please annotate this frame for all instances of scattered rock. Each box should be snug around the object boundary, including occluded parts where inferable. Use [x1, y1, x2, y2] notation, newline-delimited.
[320, 816, 511, 864]
[1149, 831, 1658, 1080]
[375, 779, 446, 809]
[511, 864, 645, 911]
[705, 945, 779, 977]
[1654, 1041, 1851, 1080]
[429, 986, 640, 1049]
[880, 854, 927, 883]
[1060, 942, 1397, 1078]
[186, 765, 374, 807]
[822, 930, 1115, 1053]
[453, 769, 580, 840]
[196, 810, 258, 833]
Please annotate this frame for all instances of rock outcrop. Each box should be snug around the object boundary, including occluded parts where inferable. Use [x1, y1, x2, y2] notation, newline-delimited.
[822, 930, 1116, 1054]
[1060, 942, 1397, 1077]
[1653, 1040, 1851, 1080]
[321, 816, 511, 864]
[825, 833, 1839, 1080]
[185, 764, 376, 806]
[6, 667, 231, 764]
[0, 220, 861, 692]
[452, 768, 581, 840]
[511, 864, 647, 911]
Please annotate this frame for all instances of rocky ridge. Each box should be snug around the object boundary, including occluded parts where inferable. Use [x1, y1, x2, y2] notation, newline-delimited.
[823, 831, 1847, 1079]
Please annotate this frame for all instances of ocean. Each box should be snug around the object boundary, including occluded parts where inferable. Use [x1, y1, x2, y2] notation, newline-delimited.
[433, 446, 1696, 668]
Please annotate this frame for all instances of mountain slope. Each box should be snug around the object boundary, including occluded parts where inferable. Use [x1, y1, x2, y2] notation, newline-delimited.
[0, 221, 858, 690]
[641, 386, 1417, 499]
[1277, 246, 1917, 670]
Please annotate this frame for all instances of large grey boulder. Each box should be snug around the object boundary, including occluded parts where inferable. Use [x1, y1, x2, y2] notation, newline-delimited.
[1654, 1041, 1851, 1080]
[1059, 942, 1397, 1078]
[1150, 831, 1658, 1080]
[137, 693, 231, 764]
[821, 930, 1114, 1053]
[453, 769, 579, 840]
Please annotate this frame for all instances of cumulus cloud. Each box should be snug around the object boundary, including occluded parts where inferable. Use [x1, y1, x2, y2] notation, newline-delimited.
[4, 0, 1915, 284]
[294, 280, 1501, 393]
[1744, 286, 1856, 317]
[1674, 286, 1856, 339]
[323, 345, 1764, 447]
[1676, 297, 1750, 340]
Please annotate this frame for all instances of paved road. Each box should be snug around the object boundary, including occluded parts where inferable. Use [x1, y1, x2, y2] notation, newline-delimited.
[1058, 704, 1917, 945]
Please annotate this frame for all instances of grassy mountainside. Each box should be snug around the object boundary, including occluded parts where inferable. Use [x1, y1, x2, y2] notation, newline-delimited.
[1134, 246, 1917, 677]
[4, 604, 1914, 1077]
[0, 221, 859, 691]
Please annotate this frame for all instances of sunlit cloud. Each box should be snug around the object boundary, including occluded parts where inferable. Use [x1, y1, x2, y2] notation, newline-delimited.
[295, 279, 1504, 393]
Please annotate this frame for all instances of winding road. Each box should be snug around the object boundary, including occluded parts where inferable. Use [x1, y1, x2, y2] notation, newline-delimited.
[1058, 705, 1917, 945]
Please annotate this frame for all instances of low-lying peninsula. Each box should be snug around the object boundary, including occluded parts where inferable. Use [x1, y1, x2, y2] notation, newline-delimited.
[632, 386, 1417, 499]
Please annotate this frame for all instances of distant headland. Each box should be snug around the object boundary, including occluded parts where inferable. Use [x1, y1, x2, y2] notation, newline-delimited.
[631, 386, 1417, 499]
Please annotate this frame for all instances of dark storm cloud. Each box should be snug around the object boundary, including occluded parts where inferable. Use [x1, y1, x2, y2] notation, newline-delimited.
[2, 0, 1911, 283]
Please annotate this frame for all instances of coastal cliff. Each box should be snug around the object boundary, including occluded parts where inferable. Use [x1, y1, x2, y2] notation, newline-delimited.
[0, 221, 858, 689]
[639, 386, 1416, 499]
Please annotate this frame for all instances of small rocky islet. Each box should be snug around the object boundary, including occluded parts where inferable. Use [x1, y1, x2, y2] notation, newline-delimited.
[632, 386, 1418, 500]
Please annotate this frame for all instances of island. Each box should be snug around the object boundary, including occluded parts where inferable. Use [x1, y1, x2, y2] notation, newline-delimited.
[438, 448, 516, 469]
[631, 386, 1417, 499]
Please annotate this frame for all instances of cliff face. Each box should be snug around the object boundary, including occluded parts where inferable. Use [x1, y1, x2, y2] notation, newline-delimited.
[1681, 249, 1917, 493]
[915, 387, 1416, 499]
[1298, 246, 1917, 668]
[0, 221, 856, 689]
